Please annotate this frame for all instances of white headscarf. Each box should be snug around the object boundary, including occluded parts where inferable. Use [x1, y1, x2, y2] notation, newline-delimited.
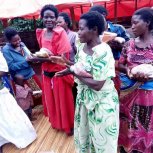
[0, 51, 8, 72]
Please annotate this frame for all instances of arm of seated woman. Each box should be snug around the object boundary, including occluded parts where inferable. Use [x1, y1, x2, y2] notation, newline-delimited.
[0, 71, 9, 77]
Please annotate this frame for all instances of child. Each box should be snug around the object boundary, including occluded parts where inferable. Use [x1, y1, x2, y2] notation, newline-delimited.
[0, 51, 37, 152]
[14, 75, 34, 120]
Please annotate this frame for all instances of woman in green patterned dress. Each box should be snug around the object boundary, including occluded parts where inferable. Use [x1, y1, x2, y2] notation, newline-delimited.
[55, 11, 119, 153]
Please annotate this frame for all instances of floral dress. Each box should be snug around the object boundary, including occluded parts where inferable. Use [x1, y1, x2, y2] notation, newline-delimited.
[74, 43, 119, 153]
[118, 39, 153, 153]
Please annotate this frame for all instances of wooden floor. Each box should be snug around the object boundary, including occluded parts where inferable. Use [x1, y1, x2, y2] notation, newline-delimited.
[3, 106, 76, 153]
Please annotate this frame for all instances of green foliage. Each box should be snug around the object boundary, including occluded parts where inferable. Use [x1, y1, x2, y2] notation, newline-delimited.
[0, 21, 3, 33]
[8, 18, 43, 32]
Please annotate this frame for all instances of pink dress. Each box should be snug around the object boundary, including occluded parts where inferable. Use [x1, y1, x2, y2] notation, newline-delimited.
[15, 84, 33, 111]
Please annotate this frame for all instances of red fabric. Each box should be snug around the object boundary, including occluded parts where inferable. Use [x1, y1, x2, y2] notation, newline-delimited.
[58, 0, 153, 21]
[113, 60, 121, 95]
[113, 71, 120, 95]
[36, 27, 74, 134]
[0, 0, 152, 20]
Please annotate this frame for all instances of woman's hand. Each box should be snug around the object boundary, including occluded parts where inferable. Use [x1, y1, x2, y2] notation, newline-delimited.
[126, 67, 132, 78]
[55, 68, 72, 77]
[26, 55, 39, 63]
[132, 72, 149, 82]
[26, 55, 34, 62]
[107, 40, 124, 51]
[49, 54, 74, 66]
[126, 65, 150, 82]
[55, 62, 93, 78]
[70, 64, 93, 78]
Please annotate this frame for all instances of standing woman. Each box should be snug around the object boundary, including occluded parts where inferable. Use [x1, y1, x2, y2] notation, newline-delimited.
[2, 27, 42, 105]
[36, 5, 74, 135]
[56, 12, 77, 62]
[56, 11, 119, 153]
[118, 8, 153, 153]
[56, 12, 78, 104]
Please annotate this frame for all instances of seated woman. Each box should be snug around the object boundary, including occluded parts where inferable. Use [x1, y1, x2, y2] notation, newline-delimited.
[56, 11, 119, 153]
[118, 8, 153, 153]
[2, 27, 41, 105]
[0, 51, 36, 153]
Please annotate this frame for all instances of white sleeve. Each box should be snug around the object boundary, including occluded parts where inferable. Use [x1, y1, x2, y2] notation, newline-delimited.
[0, 51, 8, 72]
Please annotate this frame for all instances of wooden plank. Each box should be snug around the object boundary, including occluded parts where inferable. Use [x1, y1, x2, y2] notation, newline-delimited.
[66, 138, 76, 153]
[24, 116, 51, 153]
[3, 143, 20, 153]
[58, 135, 74, 153]
[3, 107, 76, 153]
[36, 127, 58, 153]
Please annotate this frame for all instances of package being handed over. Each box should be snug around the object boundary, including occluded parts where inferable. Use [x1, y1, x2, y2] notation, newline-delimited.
[34, 48, 53, 58]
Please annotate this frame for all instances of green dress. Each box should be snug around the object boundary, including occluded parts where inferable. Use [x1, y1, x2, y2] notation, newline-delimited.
[74, 43, 119, 153]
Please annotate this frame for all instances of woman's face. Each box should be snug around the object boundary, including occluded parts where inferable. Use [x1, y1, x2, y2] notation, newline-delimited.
[56, 16, 67, 30]
[43, 10, 56, 29]
[10, 34, 21, 47]
[131, 15, 149, 37]
[78, 19, 94, 43]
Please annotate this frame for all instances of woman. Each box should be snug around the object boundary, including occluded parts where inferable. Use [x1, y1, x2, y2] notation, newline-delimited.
[118, 8, 153, 153]
[2, 27, 41, 105]
[56, 12, 78, 104]
[0, 51, 36, 153]
[56, 12, 77, 62]
[36, 5, 74, 135]
[56, 11, 119, 153]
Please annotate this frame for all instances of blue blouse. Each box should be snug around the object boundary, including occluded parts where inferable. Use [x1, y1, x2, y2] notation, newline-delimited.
[2, 43, 35, 80]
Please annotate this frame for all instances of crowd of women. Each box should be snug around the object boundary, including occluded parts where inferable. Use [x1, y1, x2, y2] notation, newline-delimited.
[0, 3, 153, 153]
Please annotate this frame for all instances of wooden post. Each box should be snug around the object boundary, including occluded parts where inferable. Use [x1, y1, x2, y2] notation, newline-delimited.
[33, 16, 36, 31]
[69, 7, 76, 30]
[104, 2, 107, 8]
[135, 0, 138, 10]
[1, 19, 8, 28]
[114, 0, 118, 23]
[80, 5, 83, 14]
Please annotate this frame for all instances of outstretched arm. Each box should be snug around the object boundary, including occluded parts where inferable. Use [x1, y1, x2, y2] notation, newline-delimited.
[75, 74, 105, 91]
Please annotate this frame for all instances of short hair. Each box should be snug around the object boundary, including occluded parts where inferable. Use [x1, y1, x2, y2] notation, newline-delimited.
[89, 5, 108, 16]
[40, 4, 58, 18]
[80, 11, 105, 35]
[134, 7, 153, 31]
[4, 27, 18, 41]
[58, 12, 71, 28]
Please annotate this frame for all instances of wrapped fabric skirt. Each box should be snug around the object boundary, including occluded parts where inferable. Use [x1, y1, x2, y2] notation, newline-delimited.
[119, 89, 153, 153]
